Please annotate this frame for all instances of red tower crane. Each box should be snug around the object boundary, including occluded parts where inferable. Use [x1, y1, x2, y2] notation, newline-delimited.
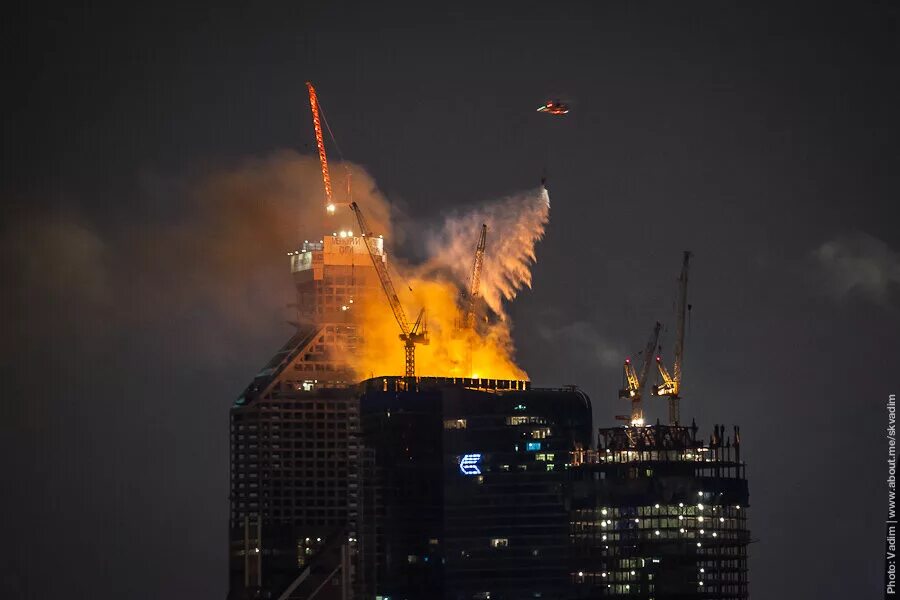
[306, 82, 336, 215]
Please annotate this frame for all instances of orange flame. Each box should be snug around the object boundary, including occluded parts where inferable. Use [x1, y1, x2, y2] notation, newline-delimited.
[349, 187, 550, 380]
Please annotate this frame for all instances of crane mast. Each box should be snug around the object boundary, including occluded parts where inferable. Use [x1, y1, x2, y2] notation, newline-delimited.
[672, 251, 691, 388]
[305, 82, 336, 215]
[619, 322, 661, 426]
[464, 224, 487, 330]
[350, 201, 427, 378]
[459, 224, 487, 377]
[654, 251, 692, 424]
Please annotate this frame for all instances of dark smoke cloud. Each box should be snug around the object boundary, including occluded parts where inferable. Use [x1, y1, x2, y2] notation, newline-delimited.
[0, 151, 391, 365]
[0, 151, 396, 599]
[1, 208, 113, 345]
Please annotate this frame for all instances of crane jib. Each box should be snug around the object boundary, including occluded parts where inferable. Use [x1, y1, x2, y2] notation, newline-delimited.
[306, 82, 332, 207]
[351, 202, 416, 340]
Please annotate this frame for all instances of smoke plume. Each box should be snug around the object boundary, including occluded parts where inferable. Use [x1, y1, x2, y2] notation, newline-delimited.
[0, 151, 389, 365]
[1, 151, 549, 382]
[424, 188, 551, 320]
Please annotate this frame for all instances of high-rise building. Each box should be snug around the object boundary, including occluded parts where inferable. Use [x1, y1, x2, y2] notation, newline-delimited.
[287, 235, 384, 383]
[356, 376, 593, 600]
[228, 234, 383, 599]
[357, 378, 447, 598]
[441, 383, 593, 600]
[228, 348, 361, 599]
[568, 423, 750, 599]
[228, 232, 750, 600]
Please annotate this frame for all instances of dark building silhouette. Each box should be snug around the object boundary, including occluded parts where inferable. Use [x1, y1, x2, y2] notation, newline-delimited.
[228, 347, 361, 599]
[441, 384, 593, 600]
[229, 368, 592, 600]
[568, 423, 750, 599]
[229, 358, 751, 600]
[227, 238, 750, 600]
[357, 378, 447, 597]
[228, 235, 382, 600]
[355, 377, 592, 600]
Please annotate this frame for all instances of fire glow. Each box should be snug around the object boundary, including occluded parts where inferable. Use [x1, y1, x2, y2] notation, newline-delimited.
[348, 186, 550, 381]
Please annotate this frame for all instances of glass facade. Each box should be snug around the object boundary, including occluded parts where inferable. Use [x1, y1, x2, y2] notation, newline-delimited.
[442, 385, 593, 600]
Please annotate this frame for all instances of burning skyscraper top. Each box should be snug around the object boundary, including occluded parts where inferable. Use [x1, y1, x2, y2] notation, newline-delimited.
[286, 185, 550, 383]
[288, 81, 552, 382]
[229, 151, 557, 599]
[227, 94, 559, 594]
[226, 85, 752, 600]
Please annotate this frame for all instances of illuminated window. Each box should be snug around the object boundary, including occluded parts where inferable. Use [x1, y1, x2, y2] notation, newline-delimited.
[490, 538, 509, 548]
[443, 419, 467, 430]
[506, 416, 545, 426]
[526, 442, 541, 451]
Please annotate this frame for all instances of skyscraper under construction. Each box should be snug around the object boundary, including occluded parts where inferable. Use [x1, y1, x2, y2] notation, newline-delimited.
[227, 78, 753, 598]
[225, 127, 750, 598]
[227, 237, 752, 599]
[228, 234, 381, 599]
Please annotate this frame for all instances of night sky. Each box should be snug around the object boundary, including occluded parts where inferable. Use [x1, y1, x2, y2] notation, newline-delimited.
[2, 2, 898, 598]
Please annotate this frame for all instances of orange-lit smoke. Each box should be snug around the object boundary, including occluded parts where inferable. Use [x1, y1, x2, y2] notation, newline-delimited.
[425, 187, 551, 320]
[351, 187, 550, 380]
[0, 148, 550, 382]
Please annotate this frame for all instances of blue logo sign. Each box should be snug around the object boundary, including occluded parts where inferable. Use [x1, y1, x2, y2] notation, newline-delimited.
[459, 453, 482, 475]
[526, 441, 541, 451]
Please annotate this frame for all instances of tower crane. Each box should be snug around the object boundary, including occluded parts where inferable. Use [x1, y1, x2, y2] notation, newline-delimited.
[305, 82, 335, 215]
[653, 251, 692, 425]
[350, 201, 428, 378]
[463, 224, 487, 331]
[458, 224, 487, 376]
[618, 321, 662, 426]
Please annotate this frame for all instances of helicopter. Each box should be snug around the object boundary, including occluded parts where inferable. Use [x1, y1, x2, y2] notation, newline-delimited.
[536, 99, 569, 115]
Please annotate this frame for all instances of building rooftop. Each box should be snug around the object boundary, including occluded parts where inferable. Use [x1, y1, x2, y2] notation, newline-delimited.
[234, 326, 320, 406]
[360, 375, 531, 394]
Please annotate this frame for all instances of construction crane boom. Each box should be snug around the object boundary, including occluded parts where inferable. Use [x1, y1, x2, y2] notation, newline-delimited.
[638, 321, 662, 391]
[464, 224, 487, 330]
[458, 224, 487, 377]
[305, 82, 335, 214]
[350, 202, 410, 334]
[654, 251, 692, 424]
[350, 201, 427, 377]
[619, 322, 661, 425]
[672, 251, 691, 387]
